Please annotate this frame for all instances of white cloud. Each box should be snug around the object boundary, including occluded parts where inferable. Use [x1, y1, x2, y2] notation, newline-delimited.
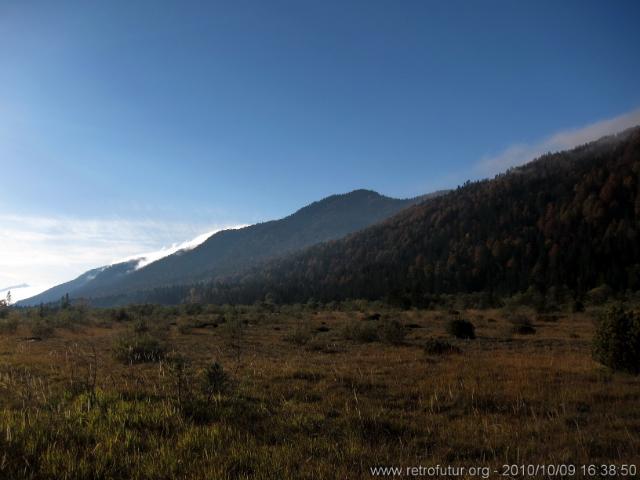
[0, 215, 245, 302]
[476, 108, 640, 175]
[0, 283, 29, 293]
[117, 227, 247, 269]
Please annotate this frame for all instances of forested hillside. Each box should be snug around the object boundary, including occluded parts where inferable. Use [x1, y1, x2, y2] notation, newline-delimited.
[190, 127, 640, 306]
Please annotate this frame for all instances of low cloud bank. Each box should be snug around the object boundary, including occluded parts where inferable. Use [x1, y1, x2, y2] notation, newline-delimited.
[117, 226, 247, 269]
[477, 108, 640, 175]
[0, 283, 29, 293]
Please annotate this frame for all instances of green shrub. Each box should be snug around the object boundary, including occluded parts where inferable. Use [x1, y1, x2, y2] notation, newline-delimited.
[537, 314, 561, 323]
[164, 352, 194, 407]
[587, 284, 613, 305]
[342, 321, 378, 343]
[446, 319, 475, 339]
[593, 307, 640, 374]
[305, 337, 342, 353]
[201, 361, 230, 399]
[52, 308, 87, 330]
[572, 299, 585, 312]
[342, 319, 407, 344]
[30, 320, 54, 338]
[283, 327, 313, 346]
[0, 316, 19, 334]
[184, 303, 203, 315]
[110, 308, 130, 322]
[378, 319, 406, 345]
[508, 314, 536, 335]
[177, 322, 192, 335]
[423, 338, 461, 355]
[512, 324, 536, 335]
[113, 333, 167, 363]
[133, 318, 149, 333]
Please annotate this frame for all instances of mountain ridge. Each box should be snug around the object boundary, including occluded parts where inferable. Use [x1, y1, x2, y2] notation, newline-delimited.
[19, 189, 437, 306]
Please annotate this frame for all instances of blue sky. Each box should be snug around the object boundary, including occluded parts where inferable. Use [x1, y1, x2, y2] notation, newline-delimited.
[1, 0, 640, 299]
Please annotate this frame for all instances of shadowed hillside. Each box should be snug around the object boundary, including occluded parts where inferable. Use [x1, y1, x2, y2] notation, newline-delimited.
[19, 260, 140, 306]
[190, 127, 640, 306]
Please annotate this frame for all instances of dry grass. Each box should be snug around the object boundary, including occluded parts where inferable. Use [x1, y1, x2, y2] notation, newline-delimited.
[0, 305, 638, 479]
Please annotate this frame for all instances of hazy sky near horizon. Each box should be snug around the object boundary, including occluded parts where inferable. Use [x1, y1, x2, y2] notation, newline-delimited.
[1, 0, 640, 299]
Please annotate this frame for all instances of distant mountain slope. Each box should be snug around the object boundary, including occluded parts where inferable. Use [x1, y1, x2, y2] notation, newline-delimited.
[190, 127, 640, 306]
[19, 260, 139, 306]
[21, 189, 432, 305]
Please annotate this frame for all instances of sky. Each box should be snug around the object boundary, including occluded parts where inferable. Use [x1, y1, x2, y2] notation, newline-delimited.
[1, 0, 640, 300]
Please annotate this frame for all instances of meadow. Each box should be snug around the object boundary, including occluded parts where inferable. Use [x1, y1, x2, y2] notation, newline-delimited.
[0, 301, 638, 479]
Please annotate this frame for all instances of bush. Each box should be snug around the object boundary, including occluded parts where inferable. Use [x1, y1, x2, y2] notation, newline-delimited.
[378, 319, 406, 345]
[283, 326, 313, 346]
[177, 321, 192, 335]
[51, 309, 81, 330]
[446, 319, 475, 339]
[0, 318, 18, 334]
[201, 361, 230, 399]
[508, 314, 536, 335]
[511, 324, 536, 335]
[0, 316, 19, 334]
[30, 321, 54, 338]
[572, 299, 585, 313]
[305, 337, 342, 353]
[423, 338, 461, 355]
[537, 314, 561, 323]
[593, 307, 640, 374]
[184, 303, 203, 315]
[511, 323, 536, 335]
[587, 284, 613, 305]
[133, 319, 148, 333]
[113, 333, 166, 363]
[342, 321, 378, 343]
[110, 308, 131, 322]
[164, 352, 194, 407]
